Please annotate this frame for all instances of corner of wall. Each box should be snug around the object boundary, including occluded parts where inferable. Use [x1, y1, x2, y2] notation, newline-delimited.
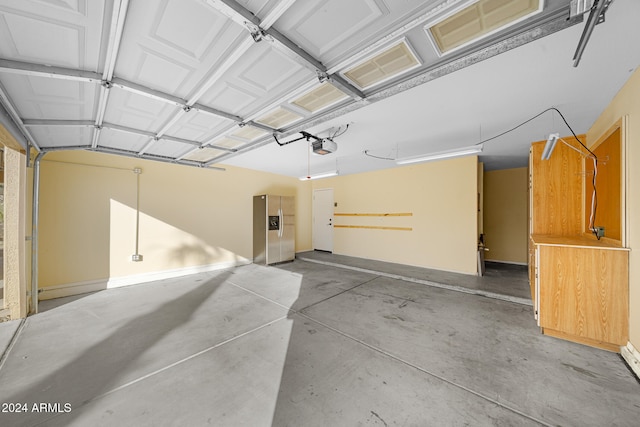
[621, 342, 640, 379]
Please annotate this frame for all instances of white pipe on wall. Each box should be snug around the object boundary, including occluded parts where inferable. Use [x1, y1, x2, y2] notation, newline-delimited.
[30, 151, 46, 315]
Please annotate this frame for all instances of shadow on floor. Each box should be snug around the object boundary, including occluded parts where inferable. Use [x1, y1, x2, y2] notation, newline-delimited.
[38, 292, 99, 313]
[0, 271, 231, 427]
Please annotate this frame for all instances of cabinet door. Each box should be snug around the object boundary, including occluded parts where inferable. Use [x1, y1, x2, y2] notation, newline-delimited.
[528, 151, 535, 304]
[538, 245, 628, 346]
[534, 245, 540, 324]
[530, 139, 583, 235]
[528, 238, 536, 304]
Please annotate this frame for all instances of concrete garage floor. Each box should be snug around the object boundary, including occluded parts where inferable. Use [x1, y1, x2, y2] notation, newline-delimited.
[0, 254, 639, 426]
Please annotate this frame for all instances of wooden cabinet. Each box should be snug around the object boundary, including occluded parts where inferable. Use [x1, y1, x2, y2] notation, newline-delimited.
[528, 139, 584, 310]
[529, 132, 628, 351]
[531, 235, 629, 351]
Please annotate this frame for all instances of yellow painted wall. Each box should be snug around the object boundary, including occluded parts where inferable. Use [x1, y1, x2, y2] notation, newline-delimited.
[483, 167, 528, 264]
[586, 67, 640, 350]
[312, 156, 478, 274]
[38, 150, 311, 289]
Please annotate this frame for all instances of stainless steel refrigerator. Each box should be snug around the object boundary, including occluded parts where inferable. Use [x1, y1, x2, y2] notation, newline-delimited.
[253, 195, 295, 265]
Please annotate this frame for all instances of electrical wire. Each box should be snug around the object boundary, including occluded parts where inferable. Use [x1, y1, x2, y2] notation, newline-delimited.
[363, 150, 395, 160]
[330, 123, 350, 139]
[558, 137, 588, 157]
[364, 107, 571, 160]
[477, 106, 600, 239]
[362, 106, 601, 238]
[589, 156, 599, 239]
[558, 137, 599, 238]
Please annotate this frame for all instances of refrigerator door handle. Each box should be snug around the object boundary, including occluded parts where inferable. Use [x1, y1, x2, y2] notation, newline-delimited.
[278, 208, 283, 238]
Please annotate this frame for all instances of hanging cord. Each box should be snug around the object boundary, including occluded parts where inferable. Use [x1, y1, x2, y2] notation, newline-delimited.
[478, 107, 599, 239]
[330, 124, 350, 139]
[589, 156, 598, 238]
[365, 107, 585, 157]
[364, 107, 569, 160]
[306, 140, 310, 179]
[363, 149, 395, 160]
[477, 106, 599, 239]
[362, 106, 601, 238]
[559, 137, 599, 238]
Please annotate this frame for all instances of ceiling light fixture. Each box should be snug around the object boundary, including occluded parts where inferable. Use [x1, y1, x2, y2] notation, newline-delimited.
[396, 144, 483, 165]
[541, 133, 559, 160]
[299, 170, 339, 181]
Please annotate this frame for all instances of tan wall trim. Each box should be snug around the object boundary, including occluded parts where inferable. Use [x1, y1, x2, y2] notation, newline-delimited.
[3, 148, 27, 319]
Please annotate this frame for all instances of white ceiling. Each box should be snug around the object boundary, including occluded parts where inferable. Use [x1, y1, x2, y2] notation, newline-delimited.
[0, 0, 638, 178]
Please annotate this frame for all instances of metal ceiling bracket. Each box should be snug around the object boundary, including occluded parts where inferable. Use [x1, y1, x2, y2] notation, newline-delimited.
[0, 59, 101, 83]
[111, 77, 185, 107]
[93, 85, 111, 143]
[161, 134, 205, 148]
[91, 126, 102, 149]
[573, 0, 613, 67]
[317, 71, 330, 84]
[191, 103, 243, 123]
[23, 119, 95, 127]
[244, 120, 274, 133]
[103, 123, 156, 139]
[210, 0, 365, 100]
[245, 22, 266, 42]
[210, 6, 583, 166]
[97, 144, 226, 171]
[41, 145, 92, 152]
[189, 0, 293, 105]
[102, 0, 130, 81]
[265, 26, 366, 100]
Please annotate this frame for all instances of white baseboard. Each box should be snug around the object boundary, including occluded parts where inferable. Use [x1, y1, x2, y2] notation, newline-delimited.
[621, 341, 640, 379]
[38, 259, 251, 301]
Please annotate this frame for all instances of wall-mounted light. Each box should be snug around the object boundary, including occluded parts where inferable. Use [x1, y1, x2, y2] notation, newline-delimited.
[541, 133, 559, 160]
[299, 170, 339, 180]
[395, 144, 483, 165]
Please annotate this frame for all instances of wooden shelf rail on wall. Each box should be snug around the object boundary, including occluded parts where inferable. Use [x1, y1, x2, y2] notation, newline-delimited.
[333, 212, 413, 231]
[334, 212, 413, 217]
[333, 225, 413, 231]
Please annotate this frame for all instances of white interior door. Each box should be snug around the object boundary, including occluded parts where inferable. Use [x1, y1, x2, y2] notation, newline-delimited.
[313, 188, 334, 252]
